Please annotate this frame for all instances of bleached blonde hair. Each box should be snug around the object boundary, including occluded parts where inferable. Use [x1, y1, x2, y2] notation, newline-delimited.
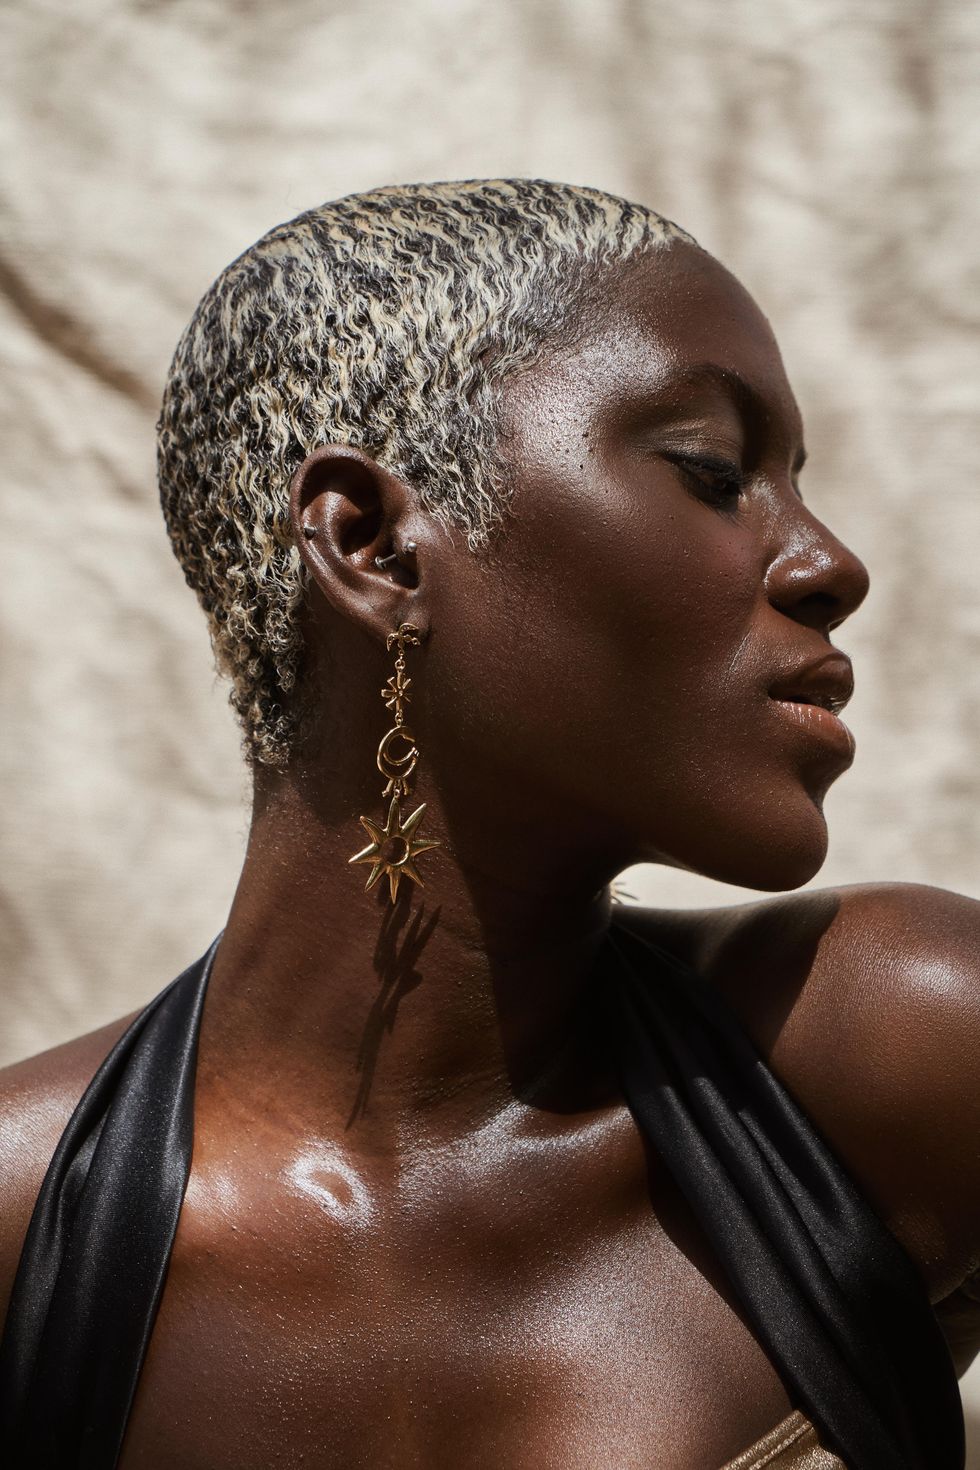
[157, 178, 694, 769]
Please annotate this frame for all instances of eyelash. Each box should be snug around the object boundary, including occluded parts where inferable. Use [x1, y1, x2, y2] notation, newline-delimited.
[667, 453, 748, 506]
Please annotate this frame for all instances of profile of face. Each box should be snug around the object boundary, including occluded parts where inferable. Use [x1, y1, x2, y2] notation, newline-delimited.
[383, 242, 870, 896]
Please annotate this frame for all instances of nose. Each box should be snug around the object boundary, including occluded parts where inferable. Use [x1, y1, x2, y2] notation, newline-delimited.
[763, 509, 870, 633]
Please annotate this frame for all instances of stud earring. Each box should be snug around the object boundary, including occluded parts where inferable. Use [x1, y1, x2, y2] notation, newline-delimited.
[348, 622, 442, 903]
[375, 540, 417, 570]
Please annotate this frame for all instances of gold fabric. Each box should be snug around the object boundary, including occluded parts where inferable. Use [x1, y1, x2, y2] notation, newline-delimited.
[720, 1411, 845, 1470]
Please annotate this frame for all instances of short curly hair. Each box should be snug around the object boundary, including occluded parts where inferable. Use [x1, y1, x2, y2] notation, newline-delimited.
[157, 178, 694, 770]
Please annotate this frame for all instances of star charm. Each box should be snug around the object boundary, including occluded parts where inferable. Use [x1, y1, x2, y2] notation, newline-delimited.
[348, 795, 442, 903]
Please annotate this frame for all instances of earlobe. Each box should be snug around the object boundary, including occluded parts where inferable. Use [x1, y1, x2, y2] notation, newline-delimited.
[289, 444, 427, 641]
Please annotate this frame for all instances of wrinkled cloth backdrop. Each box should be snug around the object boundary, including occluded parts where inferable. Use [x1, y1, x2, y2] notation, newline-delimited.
[2, 0, 978, 1445]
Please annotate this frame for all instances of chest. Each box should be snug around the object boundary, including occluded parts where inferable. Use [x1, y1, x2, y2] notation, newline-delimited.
[118, 1144, 794, 1470]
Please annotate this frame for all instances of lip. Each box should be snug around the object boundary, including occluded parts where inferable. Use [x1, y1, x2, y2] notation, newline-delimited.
[767, 650, 856, 766]
[768, 650, 854, 713]
[769, 695, 856, 765]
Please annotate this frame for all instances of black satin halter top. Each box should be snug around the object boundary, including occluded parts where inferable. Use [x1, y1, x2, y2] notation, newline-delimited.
[0, 917, 965, 1469]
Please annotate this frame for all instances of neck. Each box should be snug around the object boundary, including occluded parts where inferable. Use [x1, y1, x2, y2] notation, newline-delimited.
[204, 772, 622, 1154]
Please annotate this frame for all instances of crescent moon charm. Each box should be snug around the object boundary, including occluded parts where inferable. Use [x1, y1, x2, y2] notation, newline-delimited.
[377, 725, 418, 793]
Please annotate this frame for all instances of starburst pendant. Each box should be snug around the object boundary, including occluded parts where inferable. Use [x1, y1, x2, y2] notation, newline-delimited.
[348, 794, 443, 903]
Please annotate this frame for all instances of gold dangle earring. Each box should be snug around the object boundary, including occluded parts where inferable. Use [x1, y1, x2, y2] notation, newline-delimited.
[348, 622, 442, 903]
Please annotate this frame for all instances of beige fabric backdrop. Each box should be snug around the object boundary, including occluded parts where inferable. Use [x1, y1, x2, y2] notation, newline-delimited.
[3, 0, 979, 1440]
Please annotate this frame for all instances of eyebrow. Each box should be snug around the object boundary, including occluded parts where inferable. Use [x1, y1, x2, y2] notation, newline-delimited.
[661, 361, 808, 475]
[672, 361, 758, 413]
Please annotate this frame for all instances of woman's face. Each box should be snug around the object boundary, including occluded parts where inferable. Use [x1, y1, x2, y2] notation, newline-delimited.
[422, 243, 870, 892]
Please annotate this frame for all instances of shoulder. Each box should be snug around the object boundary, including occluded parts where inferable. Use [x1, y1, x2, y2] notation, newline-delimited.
[616, 883, 980, 1299]
[0, 1011, 139, 1329]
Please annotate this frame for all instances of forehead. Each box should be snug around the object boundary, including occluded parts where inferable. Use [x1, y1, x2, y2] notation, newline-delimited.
[503, 242, 804, 450]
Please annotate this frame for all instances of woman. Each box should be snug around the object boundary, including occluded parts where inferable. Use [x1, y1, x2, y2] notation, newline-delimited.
[0, 179, 977, 1469]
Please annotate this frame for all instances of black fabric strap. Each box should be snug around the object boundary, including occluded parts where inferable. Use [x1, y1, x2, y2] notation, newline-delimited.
[0, 938, 219, 1469]
[0, 925, 965, 1468]
[602, 917, 964, 1470]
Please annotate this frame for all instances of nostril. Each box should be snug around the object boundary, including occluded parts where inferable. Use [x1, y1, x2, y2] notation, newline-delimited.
[769, 588, 843, 635]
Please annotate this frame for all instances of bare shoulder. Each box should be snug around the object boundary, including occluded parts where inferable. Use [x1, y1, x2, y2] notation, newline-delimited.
[0, 1010, 139, 1327]
[616, 883, 980, 1300]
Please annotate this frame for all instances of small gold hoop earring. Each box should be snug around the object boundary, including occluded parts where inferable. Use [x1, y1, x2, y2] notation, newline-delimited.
[348, 622, 442, 903]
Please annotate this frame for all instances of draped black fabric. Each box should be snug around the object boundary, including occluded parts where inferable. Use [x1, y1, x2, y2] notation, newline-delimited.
[601, 919, 964, 1470]
[0, 938, 218, 1469]
[0, 920, 965, 1468]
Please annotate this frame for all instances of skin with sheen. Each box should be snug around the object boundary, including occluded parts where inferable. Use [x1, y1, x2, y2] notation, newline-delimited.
[1, 237, 979, 1470]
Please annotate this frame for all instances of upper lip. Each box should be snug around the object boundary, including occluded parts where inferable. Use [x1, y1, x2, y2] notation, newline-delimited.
[768, 651, 854, 715]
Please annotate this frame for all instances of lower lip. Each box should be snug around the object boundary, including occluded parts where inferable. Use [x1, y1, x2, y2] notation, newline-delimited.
[769, 698, 856, 764]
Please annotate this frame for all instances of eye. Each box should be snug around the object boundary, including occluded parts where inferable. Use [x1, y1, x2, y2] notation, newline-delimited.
[666, 452, 747, 506]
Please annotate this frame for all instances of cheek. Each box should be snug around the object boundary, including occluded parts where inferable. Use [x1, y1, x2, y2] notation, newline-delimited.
[551, 481, 763, 723]
[428, 494, 762, 803]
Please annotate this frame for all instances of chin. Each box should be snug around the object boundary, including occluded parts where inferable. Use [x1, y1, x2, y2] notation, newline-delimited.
[719, 842, 827, 893]
[642, 793, 830, 893]
[721, 809, 830, 891]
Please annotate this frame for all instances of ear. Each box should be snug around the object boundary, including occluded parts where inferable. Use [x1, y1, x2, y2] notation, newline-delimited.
[289, 445, 429, 643]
